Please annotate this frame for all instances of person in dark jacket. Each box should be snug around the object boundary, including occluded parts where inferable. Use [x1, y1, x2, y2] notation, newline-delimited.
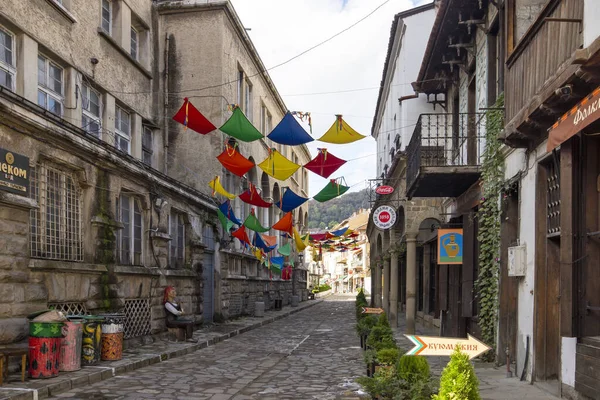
[163, 286, 194, 340]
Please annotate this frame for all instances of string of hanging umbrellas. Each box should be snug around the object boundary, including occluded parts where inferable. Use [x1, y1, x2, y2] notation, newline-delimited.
[173, 98, 366, 203]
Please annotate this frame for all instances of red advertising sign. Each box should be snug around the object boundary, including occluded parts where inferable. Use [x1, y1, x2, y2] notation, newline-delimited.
[375, 185, 394, 195]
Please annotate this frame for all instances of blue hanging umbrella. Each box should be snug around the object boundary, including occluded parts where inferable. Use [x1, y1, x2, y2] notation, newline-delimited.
[253, 232, 277, 253]
[275, 187, 309, 213]
[270, 256, 284, 268]
[267, 112, 314, 145]
[218, 200, 242, 225]
[331, 227, 349, 237]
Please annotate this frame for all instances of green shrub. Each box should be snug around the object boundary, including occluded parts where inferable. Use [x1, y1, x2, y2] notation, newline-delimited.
[377, 312, 391, 328]
[356, 315, 377, 338]
[357, 367, 402, 400]
[356, 289, 367, 304]
[355, 290, 369, 320]
[377, 347, 400, 366]
[366, 325, 396, 351]
[312, 284, 331, 294]
[397, 355, 430, 383]
[433, 346, 481, 400]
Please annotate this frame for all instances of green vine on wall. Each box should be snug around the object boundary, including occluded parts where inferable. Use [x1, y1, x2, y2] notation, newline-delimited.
[475, 93, 504, 355]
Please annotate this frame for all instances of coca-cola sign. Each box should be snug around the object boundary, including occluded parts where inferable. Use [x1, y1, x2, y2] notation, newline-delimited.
[373, 205, 396, 230]
[375, 185, 394, 195]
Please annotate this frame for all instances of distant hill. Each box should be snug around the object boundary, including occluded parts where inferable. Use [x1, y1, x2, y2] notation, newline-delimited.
[307, 188, 371, 230]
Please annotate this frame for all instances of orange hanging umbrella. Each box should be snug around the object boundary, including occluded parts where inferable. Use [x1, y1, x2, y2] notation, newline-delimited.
[272, 212, 293, 234]
[216, 143, 255, 177]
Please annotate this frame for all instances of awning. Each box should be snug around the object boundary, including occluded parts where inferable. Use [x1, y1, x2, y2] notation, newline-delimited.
[548, 86, 600, 151]
[342, 275, 349, 282]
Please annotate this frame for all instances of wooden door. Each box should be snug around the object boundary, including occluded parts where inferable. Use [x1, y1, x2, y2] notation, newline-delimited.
[534, 159, 561, 381]
[580, 135, 600, 336]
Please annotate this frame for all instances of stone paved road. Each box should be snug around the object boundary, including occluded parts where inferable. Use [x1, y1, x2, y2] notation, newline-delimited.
[49, 296, 366, 400]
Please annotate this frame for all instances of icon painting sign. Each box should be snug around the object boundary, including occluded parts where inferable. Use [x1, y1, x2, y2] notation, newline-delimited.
[373, 205, 396, 230]
[361, 307, 384, 315]
[438, 228, 463, 264]
[375, 185, 394, 195]
[405, 334, 491, 359]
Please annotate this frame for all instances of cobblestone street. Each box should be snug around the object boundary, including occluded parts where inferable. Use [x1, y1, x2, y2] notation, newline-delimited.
[48, 296, 365, 400]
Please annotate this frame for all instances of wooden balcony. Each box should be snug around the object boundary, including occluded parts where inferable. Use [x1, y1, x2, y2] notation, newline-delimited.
[503, 0, 584, 145]
[406, 113, 484, 199]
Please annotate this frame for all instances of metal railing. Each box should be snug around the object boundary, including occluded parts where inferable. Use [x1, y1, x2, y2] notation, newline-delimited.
[406, 113, 486, 193]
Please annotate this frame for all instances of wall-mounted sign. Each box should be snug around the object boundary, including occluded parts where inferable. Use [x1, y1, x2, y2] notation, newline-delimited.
[0, 148, 29, 196]
[405, 334, 490, 359]
[438, 229, 463, 264]
[373, 205, 396, 230]
[375, 185, 394, 195]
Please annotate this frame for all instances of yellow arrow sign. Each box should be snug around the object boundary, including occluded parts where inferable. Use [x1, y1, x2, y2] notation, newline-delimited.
[405, 334, 491, 360]
[361, 307, 384, 314]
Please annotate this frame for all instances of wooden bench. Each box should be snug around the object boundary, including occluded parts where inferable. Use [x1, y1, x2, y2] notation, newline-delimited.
[0, 348, 27, 385]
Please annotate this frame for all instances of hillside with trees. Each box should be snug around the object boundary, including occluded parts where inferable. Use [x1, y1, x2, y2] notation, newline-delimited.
[307, 188, 371, 230]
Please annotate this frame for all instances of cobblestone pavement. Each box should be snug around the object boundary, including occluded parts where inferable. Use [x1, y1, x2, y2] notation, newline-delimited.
[49, 296, 366, 400]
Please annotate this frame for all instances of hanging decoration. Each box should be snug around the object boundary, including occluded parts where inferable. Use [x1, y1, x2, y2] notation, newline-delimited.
[172, 98, 217, 135]
[272, 212, 293, 234]
[239, 183, 273, 208]
[219, 106, 264, 142]
[217, 209, 235, 233]
[331, 227, 350, 237]
[303, 148, 347, 179]
[243, 208, 270, 233]
[209, 176, 236, 200]
[275, 187, 309, 213]
[270, 256, 284, 268]
[291, 111, 312, 133]
[277, 242, 291, 256]
[262, 234, 278, 248]
[232, 225, 251, 246]
[216, 143, 255, 177]
[253, 232, 277, 253]
[267, 111, 314, 145]
[257, 149, 301, 181]
[218, 200, 242, 225]
[318, 115, 366, 144]
[293, 226, 308, 251]
[312, 178, 350, 202]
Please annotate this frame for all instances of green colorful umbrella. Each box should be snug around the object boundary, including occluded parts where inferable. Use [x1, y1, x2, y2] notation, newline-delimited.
[219, 107, 264, 142]
[243, 209, 270, 233]
[313, 179, 350, 203]
[278, 243, 291, 256]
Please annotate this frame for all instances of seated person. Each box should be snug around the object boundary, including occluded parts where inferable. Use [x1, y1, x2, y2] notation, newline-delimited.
[163, 286, 194, 340]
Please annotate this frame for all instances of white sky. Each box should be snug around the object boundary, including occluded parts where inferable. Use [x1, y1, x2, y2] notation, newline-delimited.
[230, 0, 425, 197]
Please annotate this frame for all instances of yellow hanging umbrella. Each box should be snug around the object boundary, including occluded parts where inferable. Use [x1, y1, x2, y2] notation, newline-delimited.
[293, 226, 308, 252]
[208, 176, 236, 200]
[318, 115, 366, 144]
[258, 149, 301, 181]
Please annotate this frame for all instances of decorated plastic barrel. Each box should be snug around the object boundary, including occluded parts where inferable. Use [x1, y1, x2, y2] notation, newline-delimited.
[28, 321, 64, 379]
[81, 316, 104, 366]
[99, 313, 125, 361]
[59, 318, 83, 371]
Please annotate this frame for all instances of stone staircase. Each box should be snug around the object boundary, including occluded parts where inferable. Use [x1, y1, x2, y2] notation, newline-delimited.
[576, 336, 600, 399]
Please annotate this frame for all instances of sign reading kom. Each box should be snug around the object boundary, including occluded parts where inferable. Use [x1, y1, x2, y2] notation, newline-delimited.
[0, 148, 29, 197]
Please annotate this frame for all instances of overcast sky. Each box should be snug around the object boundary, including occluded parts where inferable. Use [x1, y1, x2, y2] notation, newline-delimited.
[230, 0, 425, 197]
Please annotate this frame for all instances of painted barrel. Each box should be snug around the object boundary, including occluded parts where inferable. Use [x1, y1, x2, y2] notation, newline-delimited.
[28, 337, 61, 378]
[100, 322, 124, 361]
[81, 316, 104, 366]
[59, 319, 83, 371]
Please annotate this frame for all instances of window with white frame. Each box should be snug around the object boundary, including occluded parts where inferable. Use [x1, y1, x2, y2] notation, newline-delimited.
[237, 70, 243, 106]
[101, 0, 112, 34]
[0, 26, 15, 91]
[130, 26, 138, 60]
[142, 126, 153, 166]
[115, 106, 130, 153]
[37, 55, 63, 116]
[169, 210, 185, 268]
[30, 164, 83, 261]
[118, 193, 143, 265]
[244, 78, 252, 121]
[81, 84, 102, 137]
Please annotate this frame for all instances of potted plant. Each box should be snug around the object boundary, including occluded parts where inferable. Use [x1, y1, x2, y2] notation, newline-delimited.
[433, 346, 481, 400]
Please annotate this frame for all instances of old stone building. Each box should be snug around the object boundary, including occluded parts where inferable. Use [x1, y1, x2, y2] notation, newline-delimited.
[0, 0, 310, 346]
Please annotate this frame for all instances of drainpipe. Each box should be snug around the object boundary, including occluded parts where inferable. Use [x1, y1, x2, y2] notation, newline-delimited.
[163, 33, 170, 175]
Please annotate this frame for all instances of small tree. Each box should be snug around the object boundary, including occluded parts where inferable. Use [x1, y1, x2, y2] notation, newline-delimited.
[433, 346, 481, 400]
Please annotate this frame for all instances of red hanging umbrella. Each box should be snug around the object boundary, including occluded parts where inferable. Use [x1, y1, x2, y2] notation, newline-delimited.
[232, 225, 251, 245]
[303, 148, 347, 178]
[172, 98, 217, 135]
[239, 183, 273, 208]
[272, 212, 293, 234]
